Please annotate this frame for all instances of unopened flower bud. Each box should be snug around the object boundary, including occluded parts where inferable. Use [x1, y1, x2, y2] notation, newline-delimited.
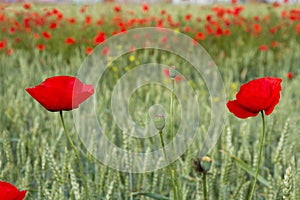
[154, 115, 165, 131]
[193, 156, 212, 174]
[169, 68, 178, 79]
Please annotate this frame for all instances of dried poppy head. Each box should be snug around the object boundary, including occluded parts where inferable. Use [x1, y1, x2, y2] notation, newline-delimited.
[193, 156, 212, 174]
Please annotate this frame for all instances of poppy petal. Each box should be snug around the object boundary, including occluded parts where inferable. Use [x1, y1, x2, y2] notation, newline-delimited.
[26, 76, 94, 112]
[0, 181, 27, 200]
[227, 100, 259, 119]
[227, 77, 282, 119]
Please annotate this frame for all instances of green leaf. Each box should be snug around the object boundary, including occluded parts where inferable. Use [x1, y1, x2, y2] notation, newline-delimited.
[132, 192, 170, 200]
[220, 150, 269, 186]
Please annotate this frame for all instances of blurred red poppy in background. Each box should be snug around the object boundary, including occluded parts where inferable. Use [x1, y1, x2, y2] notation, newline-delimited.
[42, 31, 51, 39]
[85, 46, 93, 55]
[49, 22, 57, 29]
[0, 40, 6, 49]
[259, 45, 268, 51]
[0, 181, 27, 200]
[142, 3, 149, 12]
[196, 32, 205, 40]
[114, 5, 121, 12]
[36, 44, 45, 51]
[26, 76, 94, 112]
[227, 77, 282, 118]
[287, 72, 294, 80]
[65, 37, 76, 45]
[23, 3, 31, 10]
[85, 15, 92, 25]
[94, 32, 106, 45]
[6, 48, 13, 55]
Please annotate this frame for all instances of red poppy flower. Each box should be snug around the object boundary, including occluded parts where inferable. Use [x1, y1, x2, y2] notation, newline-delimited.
[9, 27, 15, 34]
[0, 40, 5, 50]
[271, 41, 278, 48]
[184, 14, 192, 21]
[272, 2, 280, 7]
[102, 46, 109, 55]
[206, 15, 212, 22]
[253, 23, 261, 34]
[259, 45, 268, 52]
[114, 5, 121, 12]
[42, 31, 51, 39]
[281, 11, 287, 19]
[215, 27, 223, 36]
[36, 44, 44, 51]
[52, 8, 59, 14]
[6, 48, 13, 55]
[80, 6, 86, 13]
[142, 3, 149, 12]
[67, 18, 76, 24]
[26, 76, 94, 112]
[205, 25, 214, 35]
[227, 77, 282, 119]
[181, 26, 189, 32]
[85, 46, 93, 55]
[57, 13, 63, 21]
[223, 29, 230, 36]
[85, 15, 92, 25]
[23, 3, 30, 10]
[0, 181, 27, 200]
[96, 19, 103, 26]
[65, 37, 76, 45]
[287, 72, 293, 80]
[196, 32, 205, 40]
[49, 22, 57, 29]
[94, 32, 105, 45]
[33, 33, 40, 39]
[269, 27, 277, 34]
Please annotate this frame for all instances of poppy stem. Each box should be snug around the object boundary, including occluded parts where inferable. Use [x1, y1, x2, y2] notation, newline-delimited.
[170, 78, 174, 149]
[169, 78, 183, 200]
[249, 111, 265, 200]
[202, 173, 208, 200]
[59, 111, 91, 200]
[159, 130, 178, 200]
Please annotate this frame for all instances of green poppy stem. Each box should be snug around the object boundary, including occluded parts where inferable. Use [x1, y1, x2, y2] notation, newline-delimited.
[202, 173, 208, 200]
[59, 111, 91, 200]
[159, 130, 178, 200]
[169, 78, 183, 200]
[170, 78, 175, 152]
[249, 111, 265, 200]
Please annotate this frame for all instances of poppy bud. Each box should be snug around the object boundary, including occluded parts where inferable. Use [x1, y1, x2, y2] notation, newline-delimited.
[169, 68, 178, 79]
[154, 115, 165, 131]
[193, 156, 212, 174]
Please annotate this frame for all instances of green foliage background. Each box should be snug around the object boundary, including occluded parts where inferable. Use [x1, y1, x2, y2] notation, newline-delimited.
[1, 3, 300, 199]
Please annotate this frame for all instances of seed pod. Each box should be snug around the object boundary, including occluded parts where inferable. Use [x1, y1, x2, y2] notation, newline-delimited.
[154, 115, 165, 131]
[169, 68, 178, 79]
[193, 156, 212, 174]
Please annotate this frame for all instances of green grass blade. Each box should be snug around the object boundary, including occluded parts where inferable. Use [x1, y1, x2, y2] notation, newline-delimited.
[132, 192, 170, 200]
[220, 150, 269, 186]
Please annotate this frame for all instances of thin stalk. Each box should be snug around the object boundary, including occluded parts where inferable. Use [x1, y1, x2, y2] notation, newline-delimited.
[170, 78, 175, 152]
[59, 111, 91, 200]
[130, 172, 133, 200]
[159, 130, 177, 200]
[169, 78, 183, 200]
[249, 111, 265, 200]
[202, 173, 208, 200]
